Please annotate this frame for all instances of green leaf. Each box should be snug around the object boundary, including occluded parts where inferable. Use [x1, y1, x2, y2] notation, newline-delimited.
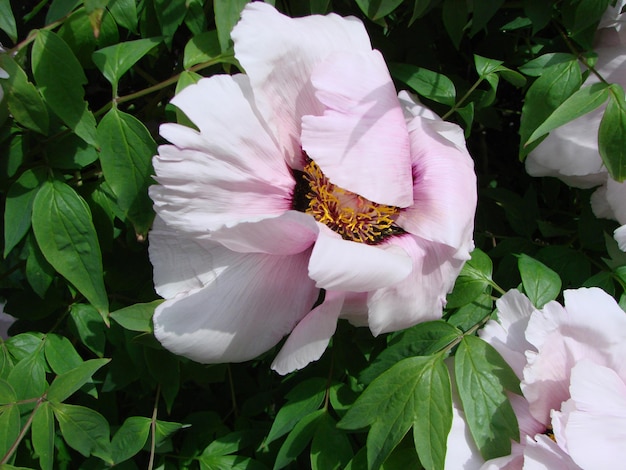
[0, 55, 49, 135]
[69, 304, 107, 357]
[454, 336, 520, 460]
[339, 356, 452, 470]
[26, 237, 55, 298]
[518, 53, 575, 77]
[7, 350, 47, 402]
[153, 419, 183, 447]
[46, 0, 81, 23]
[214, 0, 249, 52]
[355, 0, 404, 20]
[154, 0, 187, 45]
[517, 254, 562, 308]
[599, 84, 626, 182]
[109, 300, 162, 332]
[144, 348, 178, 413]
[0, 380, 17, 404]
[470, 0, 505, 35]
[446, 248, 493, 309]
[389, 63, 456, 106]
[0, 0, 17, 42]
[0, 404, 20, 458]
[32, 402, 55, 470]
[92, 37, 161, 87]
[442, 0, 468, 49]
[562, 0, 610, 36]
[52, 402, 112, 463]
[32, 179, 109, 319]
[96, 108, 155, 235]
[108, 0, 138, 33]
[524, 0, 555, 34]
[31, 30, 97, 146]
[4, 168, 46, 257]
[200, 454, 267, 470]
[274, 409, 325, 470]
[526, 82, 609, 145]
[47, 359, 110, 403]
[110, 416, 151, 464]
[310, 413, 353, 470]
[203, 429, 265, 457]
[183, 30, 222, 69]
[519, 58, 582, 158]
[360, 321, 461, 384]
[265, 377, 327, 445]
[410, 0, 432, 24]
[447, 293, 493, 332]
[44, 334, 83, 375]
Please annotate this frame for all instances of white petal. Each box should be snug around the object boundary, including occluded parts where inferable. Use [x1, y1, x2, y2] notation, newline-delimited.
[153, 249, 318, 363]
[232, 2, 372, 165]
[605, 177, 626, 224]
[308, 224, 412, 292]
[300, 50, 413, 207]
[522, 435, 580, 470]
[614, 224, 626, 251]
[366, 235, 465, 335]
[271, 291, 345, 375]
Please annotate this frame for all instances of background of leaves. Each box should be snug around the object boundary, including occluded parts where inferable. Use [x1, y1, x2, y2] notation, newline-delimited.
[1, 0, 625, 469]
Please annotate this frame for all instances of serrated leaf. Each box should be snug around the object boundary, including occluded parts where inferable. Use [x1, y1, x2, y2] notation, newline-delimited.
[96, 108, 155, 235]
[526, 82, 609, 145]
[0, 55, 49, 134]
[47, 359, 110, 403]
[454, 336, 520, 460]
[517, 254, 561, 308]
[599, 84, 626, 182]
[32, 402, 55, 470]
[109, 300, 162, 332]
[52, 403, 112, 463]
[31, 30, 97, 146]
[339, 356, 451, 470]
[110, 416, 151, 464]
[274, 409, 325, 470]
[265, 377, 327, 445]
[32, 179, 109, 319]
[310, 413, 353, 470]
[4, 168, 46, 257]
[92, 37, 161, 87]
[390, 63, 456, 106]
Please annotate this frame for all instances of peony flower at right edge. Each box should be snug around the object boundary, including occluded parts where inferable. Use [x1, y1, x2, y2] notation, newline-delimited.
[444, 287, 626, 469]
[524, 3, 626, 251]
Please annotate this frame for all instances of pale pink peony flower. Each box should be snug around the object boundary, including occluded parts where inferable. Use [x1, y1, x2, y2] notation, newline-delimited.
[148, 3, 476, 374]
[525, 6, 626, 249]
[445, 287, 626, 469]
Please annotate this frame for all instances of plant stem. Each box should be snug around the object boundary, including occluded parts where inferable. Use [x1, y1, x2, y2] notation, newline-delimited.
[0, 396, 46, 464]
[148, 385, 161, 470]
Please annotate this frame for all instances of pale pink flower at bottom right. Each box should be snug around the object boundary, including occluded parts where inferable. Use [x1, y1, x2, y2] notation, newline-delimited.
[445, 287, 626, 470]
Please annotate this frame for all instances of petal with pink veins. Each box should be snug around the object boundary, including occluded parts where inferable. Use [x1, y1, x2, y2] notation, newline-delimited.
[366, 234, 465, 335]
[152, 247, 318, 364]
[301, 50, 413, 207]
[308, 224, 412, 292]
[232, 2, 373, 165]
[271, 291, 346, 375]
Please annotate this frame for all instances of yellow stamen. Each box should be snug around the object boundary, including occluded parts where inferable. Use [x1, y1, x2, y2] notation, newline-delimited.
[300, 159, 402, 244]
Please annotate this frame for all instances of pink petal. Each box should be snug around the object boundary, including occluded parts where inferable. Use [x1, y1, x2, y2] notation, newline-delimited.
[149, 216, 222, 299]
[210, 211, 319, 255]
[301, 50, 413, 207]
[366, 234, 465, 335]
[395, 112, 477, 250]
[232, 2, 372, 166]
[308, 224, 412, 292]
[560, 362, 626, 469]
[153, 248, 318, 364]
[480, 290, 537, 379]
[271, 291, 345, 375]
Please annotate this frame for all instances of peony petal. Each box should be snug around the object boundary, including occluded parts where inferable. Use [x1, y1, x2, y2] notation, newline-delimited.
[605, 177, 626, 224]
[232, 2, 372, 165]
[480, 289, 537, 379]
[614, 224, 626, 251]
[301, 50, 413, 207]
[522, 435, 580, 470]
[395, 112, 477, 251]
[590, 184, 616, 220]
[366, 234, 465, 335]
[308, 224, 412, 292]
[560, 361, 626, 469]
[153, 248, 318, 364]
[271, 291, 345, 375]
[149, 216, 222, 299]
[210, 211, 318, 255]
